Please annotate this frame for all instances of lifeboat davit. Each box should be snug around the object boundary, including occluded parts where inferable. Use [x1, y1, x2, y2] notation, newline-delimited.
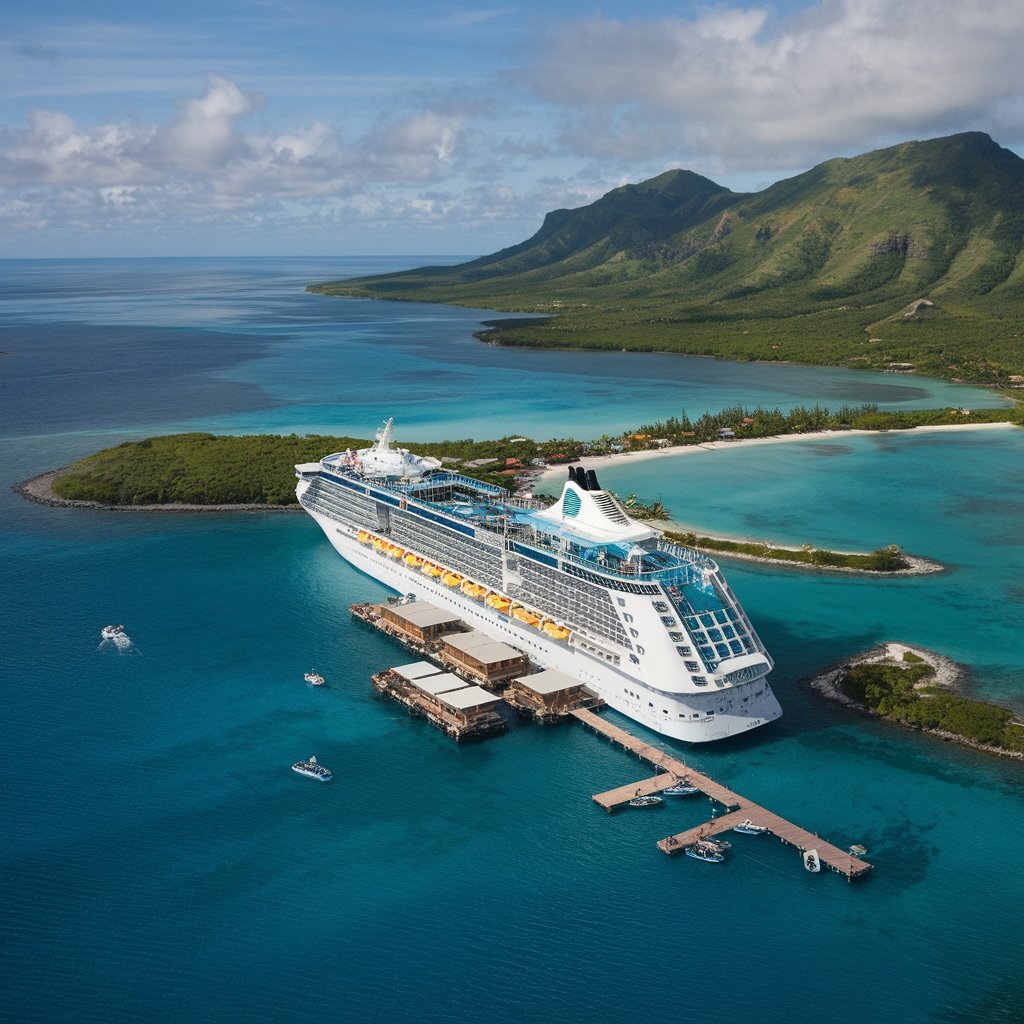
[461, 580, 486, 600]
[485, 593, 512, 613]
[442, 572, 464, 588]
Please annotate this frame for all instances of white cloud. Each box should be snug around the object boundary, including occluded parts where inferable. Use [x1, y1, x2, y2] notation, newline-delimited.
[524, 0, 1024, 168]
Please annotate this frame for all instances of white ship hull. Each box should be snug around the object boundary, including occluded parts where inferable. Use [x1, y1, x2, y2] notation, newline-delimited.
[306, 507, 782, 744]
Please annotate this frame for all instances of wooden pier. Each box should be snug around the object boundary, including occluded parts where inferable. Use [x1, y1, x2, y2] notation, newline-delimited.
[572, 707, 872, 881]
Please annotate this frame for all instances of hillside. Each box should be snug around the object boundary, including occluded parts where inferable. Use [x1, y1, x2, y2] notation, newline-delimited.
[310, 133, 1024, 384]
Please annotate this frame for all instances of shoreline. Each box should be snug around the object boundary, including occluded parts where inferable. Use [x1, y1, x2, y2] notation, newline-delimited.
[534, 420, 1018, 491]
[804, 642, 1024, 761]
[12, 469, 302, 514]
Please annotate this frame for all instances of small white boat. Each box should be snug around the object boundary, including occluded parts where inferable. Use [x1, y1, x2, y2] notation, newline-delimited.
[304, 671, 326, 687]
[701, 836, 731, 852]
[804, 848, 821, 872]
[733, 818, 770, 835]
[628, 794, 663, 807]
[663, 781, 700, 796]
[292, 755, 332, 782]
[100, 625, 131, 649]
[685, 843, 724, 863]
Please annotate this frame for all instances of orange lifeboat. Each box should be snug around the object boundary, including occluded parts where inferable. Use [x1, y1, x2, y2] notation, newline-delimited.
[404, 553, 424, 568]
[542, 620, 571, 640]
[390, 546, 406, 559]
[442, 572, 464, 588]
[511, 606, 542, 628]
[357, 530, 372, 544]
[461, 580, 486, 600]
[426, 564, 443, 578]
[372, 538, 387, 552]
[485, 593, 512, 613]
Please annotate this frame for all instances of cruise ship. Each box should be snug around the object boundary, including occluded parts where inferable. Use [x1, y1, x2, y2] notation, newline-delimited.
[295, 419, 782, 743]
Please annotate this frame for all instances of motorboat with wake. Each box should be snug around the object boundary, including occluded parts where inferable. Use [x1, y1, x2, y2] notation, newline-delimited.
[804, 849, 821, 872]
[100, 625, 131, 650]
[304, 671, 326, 687]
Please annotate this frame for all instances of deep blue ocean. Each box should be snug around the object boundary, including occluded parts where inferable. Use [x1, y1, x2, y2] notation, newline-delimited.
[2, 258, 1022, 1024]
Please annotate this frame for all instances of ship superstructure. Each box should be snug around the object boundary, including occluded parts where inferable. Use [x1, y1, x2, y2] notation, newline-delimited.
[295, 419, 782, 742]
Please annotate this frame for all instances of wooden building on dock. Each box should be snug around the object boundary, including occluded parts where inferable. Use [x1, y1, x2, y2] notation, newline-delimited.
[439, 630, 529, 687]
[504, 668, 600, 721]
[372, 663, 507, 741]
[379, 601, 466, 644]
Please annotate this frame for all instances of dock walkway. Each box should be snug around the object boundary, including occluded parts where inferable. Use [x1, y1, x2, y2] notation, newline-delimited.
[571, 707, 872, 880]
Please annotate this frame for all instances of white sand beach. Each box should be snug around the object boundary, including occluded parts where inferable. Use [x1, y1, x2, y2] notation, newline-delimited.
[535, 420, 1016, 491]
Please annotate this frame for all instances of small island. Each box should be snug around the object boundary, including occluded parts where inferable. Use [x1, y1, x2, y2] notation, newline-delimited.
[808, 643, 1024, 758]
[14, 401, 1023, 576]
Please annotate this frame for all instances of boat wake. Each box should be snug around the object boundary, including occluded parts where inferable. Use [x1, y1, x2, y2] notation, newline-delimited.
[98, 625, 135, 653]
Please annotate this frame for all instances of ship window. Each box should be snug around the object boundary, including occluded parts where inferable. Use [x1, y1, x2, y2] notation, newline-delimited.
[722, 625, 736, 639]
[716, 643, 730, 659]
[669, 632, 685, 643]
[676, 647, 690, 657]
[648, 702, 654, 708]
[700, 613, 716, 628]
[629, 628, 639, 638]
[692, 713, 700, 719]
[685, 661, 700, 672]
[636, 646, 645, 655]
[623, 613, 634, 623]
[629, 655, 639, 665]
[707, 628, 723, 642]
[660, 616, 677, 628]
[693, 676, 708, 686]
[662, 708, 668, 714]
[617, 598, 626, 607]
[653, 602, 669, 613]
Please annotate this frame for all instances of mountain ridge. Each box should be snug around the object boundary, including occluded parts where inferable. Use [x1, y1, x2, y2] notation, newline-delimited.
[310, 132, 1024, 384]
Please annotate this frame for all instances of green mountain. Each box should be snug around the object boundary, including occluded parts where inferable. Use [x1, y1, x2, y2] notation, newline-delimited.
[311, 133, 1024, 384]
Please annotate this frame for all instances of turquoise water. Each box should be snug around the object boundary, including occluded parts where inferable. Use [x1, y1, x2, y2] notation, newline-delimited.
[2, 259, 1023, 1024]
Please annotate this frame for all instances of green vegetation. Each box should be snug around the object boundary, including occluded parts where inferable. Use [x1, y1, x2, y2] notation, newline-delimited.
[665, 533, 909, 572]
[49, 400, 1020, 510]
[839, 661, 1024, 753]
[309, 133, 1024, 386]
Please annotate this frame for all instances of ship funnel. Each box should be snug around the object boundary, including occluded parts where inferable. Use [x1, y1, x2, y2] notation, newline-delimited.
[585, 469, 601, 491]
[568, 465, 578, 484]
[576, 464, 589, 490]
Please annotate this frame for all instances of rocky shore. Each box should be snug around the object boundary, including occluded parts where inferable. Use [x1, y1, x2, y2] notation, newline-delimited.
[805, 642, 1024, 760]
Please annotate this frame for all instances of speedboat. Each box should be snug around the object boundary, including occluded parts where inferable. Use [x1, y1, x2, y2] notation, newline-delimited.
[304, 671, 326, 687]
[663, 781, 700, 796]
[628, 794, 663, 807]
[733, 818, 770, 835]
[685, 843, 725, 863]
[100, 625, 131, 649]
[804, 849, 821, 872]
[292, 755, 332, 782]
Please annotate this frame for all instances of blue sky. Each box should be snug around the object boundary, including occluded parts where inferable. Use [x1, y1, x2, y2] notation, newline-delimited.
[3, 0, 1024, 257]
